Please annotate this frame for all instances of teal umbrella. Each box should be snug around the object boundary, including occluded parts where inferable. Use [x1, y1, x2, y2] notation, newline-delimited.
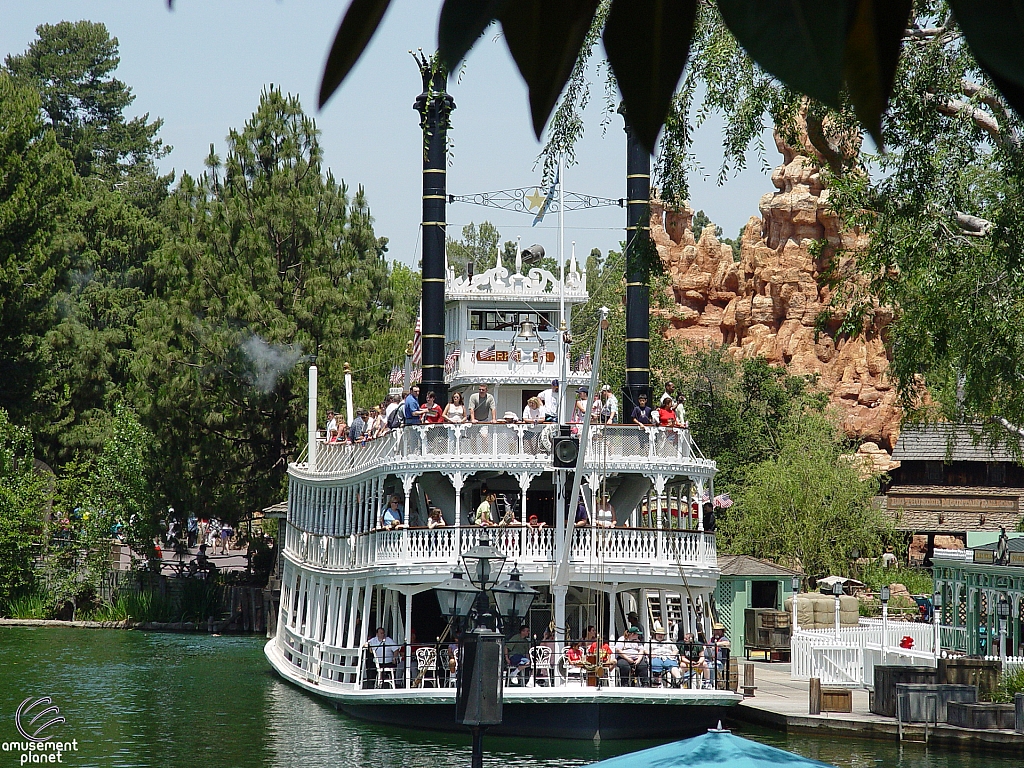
[589, 724, 837, 768]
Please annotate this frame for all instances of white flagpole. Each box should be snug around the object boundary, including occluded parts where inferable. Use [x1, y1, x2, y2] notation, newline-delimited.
[558, 154, 566, 425]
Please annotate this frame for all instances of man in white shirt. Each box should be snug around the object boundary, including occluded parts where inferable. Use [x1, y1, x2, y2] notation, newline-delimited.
[660, 381, 676, 409]
[613, 626, 649, 686]
[538, 379, 560, 422]
[365, 627, 401, 684]
[600, 385, 619, 424]
[325, 410, 338, 442]
[384, 395, 400, 422]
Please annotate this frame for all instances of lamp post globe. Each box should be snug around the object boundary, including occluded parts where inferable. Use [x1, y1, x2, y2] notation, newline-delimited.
[492, 566, 538, 628]
[461, 537, 508, 590]
[435, 570, 478, 620]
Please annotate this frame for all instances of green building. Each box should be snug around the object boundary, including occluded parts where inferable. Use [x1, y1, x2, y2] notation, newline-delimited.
[932, 531, 1024, 655]
[714, 555, 800, 658]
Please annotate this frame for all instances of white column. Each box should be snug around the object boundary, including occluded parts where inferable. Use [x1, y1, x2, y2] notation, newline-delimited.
[447, 472, 466, 526]
[402, 475, 415, 527]
[308, 365, 318, 472]
[361, 580, 373, 643]
[405, 591, 414, 689]
[554, 472, 565, 562]
[346, 582, 360, 647]
[696, 479, 705, 532]
[553, 584, 568, 655]
[609, 583, 618, 642]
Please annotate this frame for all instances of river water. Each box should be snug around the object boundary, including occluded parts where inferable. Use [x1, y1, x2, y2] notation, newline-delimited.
[0, 628, 1016, 768]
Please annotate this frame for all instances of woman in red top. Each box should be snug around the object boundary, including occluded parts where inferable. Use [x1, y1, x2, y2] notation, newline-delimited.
[658, 396, 676, 428]
[422, 391, 444, 423]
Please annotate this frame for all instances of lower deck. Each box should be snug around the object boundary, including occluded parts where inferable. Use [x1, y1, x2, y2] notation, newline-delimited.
[265, 640, 741, 739]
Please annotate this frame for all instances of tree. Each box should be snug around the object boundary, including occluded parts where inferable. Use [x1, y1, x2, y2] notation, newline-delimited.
[0, 410, 48, 607]
[446, 222, 511, 277]
[5, 20, 168, 188]
[134, 87, 390, 521]
[6, 22, 171, 461]
[720, 410, 889, 577]
[0, 73, 77, 435]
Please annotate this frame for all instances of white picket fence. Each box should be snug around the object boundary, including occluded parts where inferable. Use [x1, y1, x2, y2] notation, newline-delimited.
[984, 655, 1024, 674]
[791, 619, 939, 687]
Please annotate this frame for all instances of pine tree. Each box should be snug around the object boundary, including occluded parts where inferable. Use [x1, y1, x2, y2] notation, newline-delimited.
[134, 88, 390, 520]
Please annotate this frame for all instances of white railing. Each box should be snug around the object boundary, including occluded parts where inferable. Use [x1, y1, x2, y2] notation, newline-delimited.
[298, 526, 721, 570]
[791, 619, 941, 687]
[298, 424, 715, 479]
[984, 655, 1024, 673]
[279, 625, 363, 685]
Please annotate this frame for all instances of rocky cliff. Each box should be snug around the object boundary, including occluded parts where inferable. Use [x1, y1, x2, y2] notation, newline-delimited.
[652, 131, 901, 451]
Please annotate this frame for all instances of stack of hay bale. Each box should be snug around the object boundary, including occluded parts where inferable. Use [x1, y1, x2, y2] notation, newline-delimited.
[785, 592, 859, 630]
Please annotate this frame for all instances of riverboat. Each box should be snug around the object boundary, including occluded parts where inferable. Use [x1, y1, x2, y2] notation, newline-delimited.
[264, 57, 741, 740]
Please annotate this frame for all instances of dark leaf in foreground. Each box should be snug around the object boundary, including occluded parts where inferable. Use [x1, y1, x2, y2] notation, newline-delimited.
[319, 0, 393, 108]
[604, 0, 698, 154]
[438, 0, 507, 73]
[717, 0, 847, 109]
[842, 0, 912, 148]
[500, 0, 600, 139]
[951, 0, 1024, 117]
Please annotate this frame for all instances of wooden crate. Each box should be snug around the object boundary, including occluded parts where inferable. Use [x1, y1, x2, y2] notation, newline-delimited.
[821, 688, 852, 713]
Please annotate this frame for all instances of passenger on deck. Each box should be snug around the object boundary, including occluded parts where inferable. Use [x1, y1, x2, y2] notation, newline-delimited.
[523, 396, 544, 453]
[365, 627, 401, 681]
[681, 633, 709, 687]
[614, 626, 649, 686]
[649, 622, 682, 685]
[475, 493, 497, 526]
[600, 385, 619, 424]
[442, 391, 466, 423]
[381, 496, 406, 529]
[349, 409, 369, 442]
[404, 384, 423, 425]
[584, 626, 615, 675]
[427, 508, 445, 528]
[505, 625, 532, 685]
[594, 497, 615, 528]
[538, 379, 559, 422]
[705, 622, 731, 687]
[527, 514, 546, 529]
[366, 406, 384, 439]
[421, 392, 443, 423]
[468, 384, 496, 452]
[325, 410, 338, 442]
[631, 394, 653, 428]
[384, 395, 401, 426]
[574, 498, 590, 527]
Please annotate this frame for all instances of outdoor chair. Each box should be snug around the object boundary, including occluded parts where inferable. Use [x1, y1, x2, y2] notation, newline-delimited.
[560, 648, 588, 687]
[529, 645, 554, 686]
[370, 655, 396, 689]
[415, 647, 439, 688]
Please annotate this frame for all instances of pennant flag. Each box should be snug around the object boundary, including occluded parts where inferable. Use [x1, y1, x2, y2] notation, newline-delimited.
[532, 169, 559, 226]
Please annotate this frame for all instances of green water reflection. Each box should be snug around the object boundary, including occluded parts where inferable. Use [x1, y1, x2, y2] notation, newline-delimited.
[0, 628, 1015, 768]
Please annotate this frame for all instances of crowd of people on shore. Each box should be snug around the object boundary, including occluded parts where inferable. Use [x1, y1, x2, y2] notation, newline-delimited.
[320, 380, 690, 446]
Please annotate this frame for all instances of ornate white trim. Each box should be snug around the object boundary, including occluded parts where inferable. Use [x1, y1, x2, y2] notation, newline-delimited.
[446, 264, 588, 301]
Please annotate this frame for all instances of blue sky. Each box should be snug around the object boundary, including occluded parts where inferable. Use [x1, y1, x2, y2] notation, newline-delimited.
[2, 1, 774, 267]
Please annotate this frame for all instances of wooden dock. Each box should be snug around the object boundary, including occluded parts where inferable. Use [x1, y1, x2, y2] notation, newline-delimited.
[731, 660, 1024, 752]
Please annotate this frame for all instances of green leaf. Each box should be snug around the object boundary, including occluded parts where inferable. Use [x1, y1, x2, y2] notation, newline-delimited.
[950, 0, 1024, 118]
[603, 0, 698, 153]
[438, 0, 507, 73]
[499, 0, 601, 139]
[716, 0, 848, 109]
[842, 0, 912, 148]
[319, 0, 393, 109]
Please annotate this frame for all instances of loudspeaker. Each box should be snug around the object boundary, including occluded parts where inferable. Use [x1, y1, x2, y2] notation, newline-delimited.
[552, 425, 579, 468]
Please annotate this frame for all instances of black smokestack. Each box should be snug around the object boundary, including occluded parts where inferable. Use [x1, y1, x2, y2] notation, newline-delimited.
[620, 105, 651, 415]
[414, 53, 454, 405]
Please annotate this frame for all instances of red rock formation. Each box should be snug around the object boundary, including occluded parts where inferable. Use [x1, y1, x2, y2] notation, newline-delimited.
[652, 131, 901, 450]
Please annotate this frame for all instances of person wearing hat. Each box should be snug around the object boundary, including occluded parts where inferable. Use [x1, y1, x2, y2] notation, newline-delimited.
[613, 626, 649, 686]
[680, 632, 709, 688]
[649, 622, 682, 686]
[539, 379, 560, 422]
[704, 622, 731, 687]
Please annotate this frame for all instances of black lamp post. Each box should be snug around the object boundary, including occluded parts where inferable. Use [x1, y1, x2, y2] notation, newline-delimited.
[435, 539, 537, 768]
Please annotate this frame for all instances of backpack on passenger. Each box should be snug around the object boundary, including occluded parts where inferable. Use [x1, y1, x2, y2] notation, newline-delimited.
[387, 406, 405, 430]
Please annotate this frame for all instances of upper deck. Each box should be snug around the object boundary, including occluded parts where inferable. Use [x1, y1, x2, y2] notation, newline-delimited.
[293, 423, 716, 483]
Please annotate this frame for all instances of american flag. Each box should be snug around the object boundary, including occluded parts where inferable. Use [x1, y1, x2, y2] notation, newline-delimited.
[412, 307, 422, 366]
[444, 348, 460, 379]
[410, 367, 422, 385]
[479, 343, 496, 361]
[389, 365, 404, 386]
[510, 348, 522, 362]
[576, 351, 592, 373]
[713, 493, 734, 509]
